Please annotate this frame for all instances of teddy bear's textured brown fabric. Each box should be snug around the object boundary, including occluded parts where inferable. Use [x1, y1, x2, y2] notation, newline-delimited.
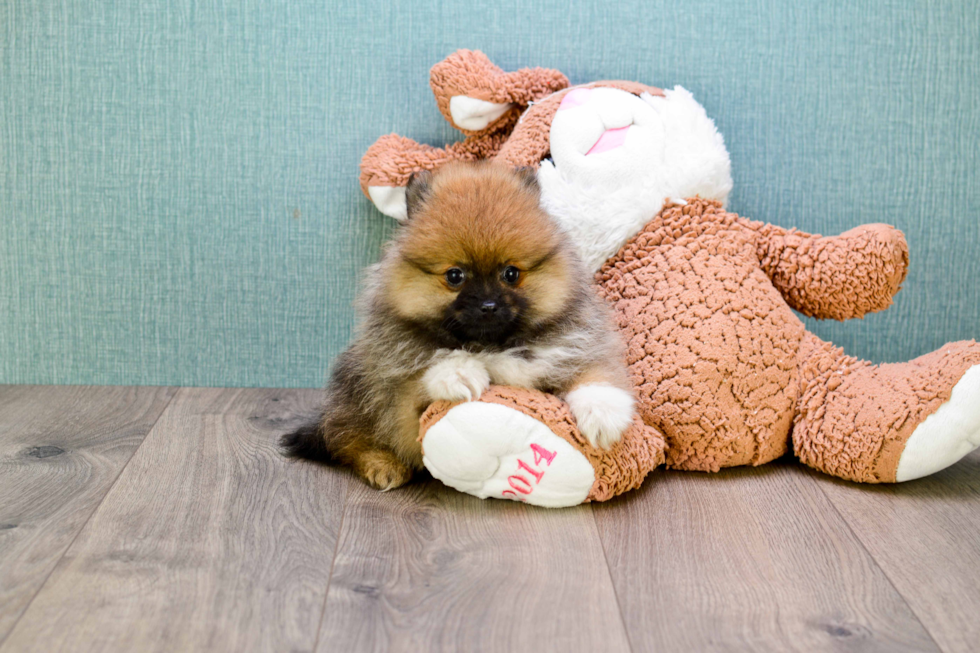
[419, 385, 667, 502]
[359, 127, 518, 196]
[429, 49, 568, 136]
[361, 51, 980, 499]
[597, 198, 980, 482]
[752, 221, 909, 320]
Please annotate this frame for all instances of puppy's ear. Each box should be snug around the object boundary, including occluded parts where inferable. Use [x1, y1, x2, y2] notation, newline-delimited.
[405, 170, 434, 220]
[515, 166, 540, 196]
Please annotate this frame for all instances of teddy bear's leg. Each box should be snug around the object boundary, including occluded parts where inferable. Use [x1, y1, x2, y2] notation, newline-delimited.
[418, 386, 665, 507]
[793, 333, 980, 483]
[421, 399, 596, 507]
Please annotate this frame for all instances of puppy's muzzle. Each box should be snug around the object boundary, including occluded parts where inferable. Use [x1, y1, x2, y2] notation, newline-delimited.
[447, 292, 518, 345]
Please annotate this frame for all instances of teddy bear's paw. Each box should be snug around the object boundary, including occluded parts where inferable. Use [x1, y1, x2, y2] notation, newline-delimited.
[422, 401, 595, 508]
[566, 384, 635, 450]
[896, 364, 980, 481]
[423, 352, 490, 403]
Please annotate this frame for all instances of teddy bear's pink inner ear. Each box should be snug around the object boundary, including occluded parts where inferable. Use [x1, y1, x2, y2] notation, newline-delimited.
[449, 95, 513, 131]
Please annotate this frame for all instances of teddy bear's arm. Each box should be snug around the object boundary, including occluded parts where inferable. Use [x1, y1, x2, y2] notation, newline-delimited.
[738, 219, 909, 320]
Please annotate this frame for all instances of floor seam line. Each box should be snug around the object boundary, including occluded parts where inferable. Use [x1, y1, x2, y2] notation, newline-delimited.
[591, 505, 636, 653]
[811, 475, 945, 652]
[311, 472, 353, 652]
[0, 385, 181, 650]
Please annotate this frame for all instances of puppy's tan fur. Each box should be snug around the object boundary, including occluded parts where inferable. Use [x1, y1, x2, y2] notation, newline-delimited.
[283, 162, 632, 490]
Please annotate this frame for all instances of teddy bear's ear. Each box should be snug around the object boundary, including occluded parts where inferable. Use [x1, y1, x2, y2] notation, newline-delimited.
[367, 186, 409, 222]
[430, 50, 569, 135]
[405, 170, 434, 221]
[448, 95, 514, 131]
[360, 134, 448, 222]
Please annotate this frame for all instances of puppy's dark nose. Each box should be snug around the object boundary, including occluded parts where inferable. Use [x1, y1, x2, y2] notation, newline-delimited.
[480, 300, 497, 314]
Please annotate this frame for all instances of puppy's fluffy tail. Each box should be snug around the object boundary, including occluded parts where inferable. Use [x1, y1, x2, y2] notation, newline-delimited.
[280, 417, 334, 464]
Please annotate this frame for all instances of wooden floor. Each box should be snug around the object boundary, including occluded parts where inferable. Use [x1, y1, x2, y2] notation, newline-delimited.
[1, 386, 978, 652]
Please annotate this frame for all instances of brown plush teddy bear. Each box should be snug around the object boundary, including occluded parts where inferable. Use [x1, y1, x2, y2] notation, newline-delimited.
[359, 50, 980, 508]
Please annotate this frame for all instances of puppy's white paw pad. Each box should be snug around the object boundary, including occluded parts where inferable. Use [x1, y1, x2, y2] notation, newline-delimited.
[566, 384, 635, 450]
[423, 354, 490, 402]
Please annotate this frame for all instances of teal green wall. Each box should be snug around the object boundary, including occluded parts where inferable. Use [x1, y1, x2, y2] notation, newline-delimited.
[1, 1, 978, 388]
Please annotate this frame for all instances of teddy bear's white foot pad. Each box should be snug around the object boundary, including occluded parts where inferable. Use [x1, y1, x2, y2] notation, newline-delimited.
[896, 364, 980, 481]
[423, 401, 595, 508]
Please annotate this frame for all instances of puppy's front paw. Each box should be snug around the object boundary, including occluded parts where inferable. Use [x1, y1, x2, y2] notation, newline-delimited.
[423, 353, 490, 402]
[566, 384, 635, 450]
[357, 451, 413, 492]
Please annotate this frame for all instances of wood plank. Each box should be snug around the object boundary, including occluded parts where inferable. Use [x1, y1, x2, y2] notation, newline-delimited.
[318, 479, 631, 653]
[814, 450, 980, 653]
[593, 459, 939, 652]
[0, 385, 176, 644]
[2, 387, 348, 653]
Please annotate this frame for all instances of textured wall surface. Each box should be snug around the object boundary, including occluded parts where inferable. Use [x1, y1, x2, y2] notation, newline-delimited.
[1, 0, 978, 387]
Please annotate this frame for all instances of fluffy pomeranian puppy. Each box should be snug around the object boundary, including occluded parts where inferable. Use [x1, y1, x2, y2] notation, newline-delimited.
[282, 162, 635, 490]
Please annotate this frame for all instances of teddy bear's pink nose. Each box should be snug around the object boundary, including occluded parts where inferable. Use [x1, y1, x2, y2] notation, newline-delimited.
[559, 87, 592, 110]
[586, 125, 631, 155]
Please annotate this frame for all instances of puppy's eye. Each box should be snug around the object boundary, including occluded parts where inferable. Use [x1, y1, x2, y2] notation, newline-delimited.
[445, 267, 465, 288]
[502, 266, 521, 285]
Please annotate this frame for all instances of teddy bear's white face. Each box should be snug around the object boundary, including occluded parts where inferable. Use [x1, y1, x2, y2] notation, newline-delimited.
[537, 86, 733, 271]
